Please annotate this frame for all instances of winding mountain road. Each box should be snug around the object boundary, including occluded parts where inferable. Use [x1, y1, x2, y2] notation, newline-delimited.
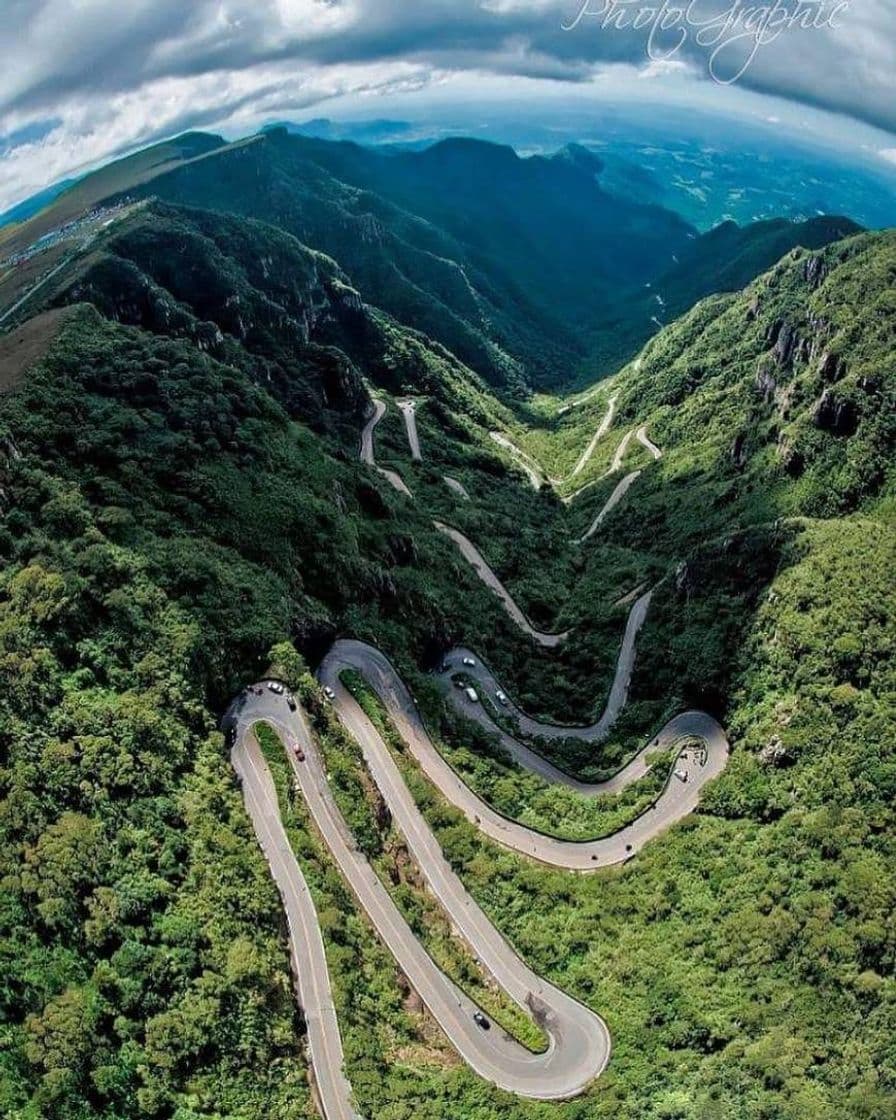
[228, 678, 611, 1107]
[230, 719, 360, 1120]
[569, 394, 618, 479]
[573, 425, 664, 542]
[359, 398, 412, 496]
[397, 398, 422, 461]
[488, 431, 544, 490]
[436, 591, 654, 791]
[222, 394, 728, 1116]
[322, 640, 728, 872]
[443, 475, 471, 500]
[433, 521, 570, 647]
[228, 633, 728, 1115]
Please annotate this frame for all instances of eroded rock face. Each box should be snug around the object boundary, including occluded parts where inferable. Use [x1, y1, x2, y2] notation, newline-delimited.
[730, 432, 748, 470]
[818, 349, 846, 383]
[777, 433, 804, 477]
[756, 361, 778, 403]
[803, 254, 828, 290]
[813, 389, 858, 436]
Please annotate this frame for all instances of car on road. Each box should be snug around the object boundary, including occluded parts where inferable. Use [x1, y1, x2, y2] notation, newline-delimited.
[293, 745, 306, 762]
[323, 686, 336, 701]
[268, 682, 285, 694]
[495, 690, 508, 706]
[473, 1011, 490, 1030]
[465, 687, 479, 703]
[286, 694, 297, 710]
[462, 657, 476, 667]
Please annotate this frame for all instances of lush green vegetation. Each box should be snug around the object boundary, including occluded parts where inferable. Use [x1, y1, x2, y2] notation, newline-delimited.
[99, 129, 853, 393]
[0, 190, 892, 1120]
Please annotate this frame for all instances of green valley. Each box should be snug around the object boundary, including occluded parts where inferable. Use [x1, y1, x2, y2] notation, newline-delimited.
[0, 129, 893, 1120]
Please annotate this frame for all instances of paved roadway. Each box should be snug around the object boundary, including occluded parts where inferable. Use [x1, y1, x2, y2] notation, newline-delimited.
[435, 591, 654, 791]
[433, 520, 571, 647]
[396, 398, 422, 461]
[443, 475, 471, 500]
[572, 425, 664, 539]
[569, 394, 617, 478]
[575, 472, 643, 543]
[359, 398, 412, 496]
[228, 681, 611, 1105]
[223, 396, 725, 1113]
[321, 640, 729, 872]
[0, 252, 77, 327]
[488, 430, 544, 490]
[227, 708, 361, 1120]
[227, 629, 729, 1113]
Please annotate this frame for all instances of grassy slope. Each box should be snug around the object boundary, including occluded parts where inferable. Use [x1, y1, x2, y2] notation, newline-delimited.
[0, 133, 230, 257]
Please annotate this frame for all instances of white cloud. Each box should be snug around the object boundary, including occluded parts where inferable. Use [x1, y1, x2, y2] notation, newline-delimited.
[1, 0, 896, 211]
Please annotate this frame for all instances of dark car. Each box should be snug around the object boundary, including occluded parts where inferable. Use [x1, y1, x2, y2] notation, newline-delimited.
[286, 694, 297, 710]
[473, 1011, 490, 1030]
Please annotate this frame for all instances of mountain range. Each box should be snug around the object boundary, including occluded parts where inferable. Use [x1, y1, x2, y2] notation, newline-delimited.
[0, 126, 892, 1120]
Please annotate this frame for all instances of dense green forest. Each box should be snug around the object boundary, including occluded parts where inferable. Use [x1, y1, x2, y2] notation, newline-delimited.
[0, 175, 893, 1120]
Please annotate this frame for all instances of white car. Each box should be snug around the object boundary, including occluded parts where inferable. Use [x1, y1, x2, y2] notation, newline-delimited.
[674, 768, 688, 783]
[464, 687, 479, 703]
[462, 657, 476, 667]
[267, 682, 285, 694]
[323, 686, 336, 701]
[495, 690, 508, 706]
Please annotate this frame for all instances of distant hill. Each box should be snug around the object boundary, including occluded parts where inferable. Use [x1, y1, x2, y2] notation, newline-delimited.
[585, 214, 862, 381]
[0, 131, 229, 257]
[102, 128, 696, 390]
[0, 180, 76, 229]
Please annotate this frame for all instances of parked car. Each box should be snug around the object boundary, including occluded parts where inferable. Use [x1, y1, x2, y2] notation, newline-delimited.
[268, 682, 284, 695]
[465, 687, 479, 703]
[674, 768, 688, 782]
[473, 1011, 490, 1030]
[323, 686, 336, 701]
[462, 657, 476, 667]
[495, 690, 508, 706]
[286, 694, 297, 710]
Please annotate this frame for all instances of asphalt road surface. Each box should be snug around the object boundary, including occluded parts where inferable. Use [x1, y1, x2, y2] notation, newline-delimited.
[226, 398, 729, 1115]
[443, 475, 471, 500]
[227, 633, 729, 1112]
[575, 471, 643, 543]
[396, 398, 422, 461]
[572, 425, 663, 537]
[488, 430, 544, 490]
[227, 707, 360, 1120]
[569, 394, 617, 479]
[436, 591, 654, 791]
[321, 640, 729, 872]
[359, 398, 412, 496]
[227, 681, 611, 1106]
[433, 520, 571, 647]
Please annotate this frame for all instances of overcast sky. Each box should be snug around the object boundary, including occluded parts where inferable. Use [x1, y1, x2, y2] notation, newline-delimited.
[2, 0, 895, 211]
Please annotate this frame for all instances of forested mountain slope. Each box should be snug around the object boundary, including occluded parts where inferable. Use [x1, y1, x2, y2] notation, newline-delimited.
[586, 214, 863, 379]
[0, 197, 892, 1120]
[105, 130, 856, 392]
